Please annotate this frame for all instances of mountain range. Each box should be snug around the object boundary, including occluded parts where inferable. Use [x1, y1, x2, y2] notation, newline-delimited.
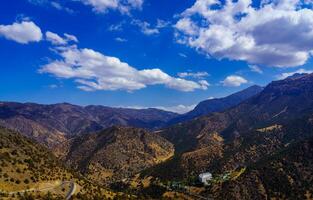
[1, 73, 313, 199]
[0, 85, 262, 148]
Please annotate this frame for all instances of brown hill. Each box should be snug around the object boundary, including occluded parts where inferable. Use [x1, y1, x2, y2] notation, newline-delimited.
[63, 126, 174, 184]
[0, 126, 117, 199]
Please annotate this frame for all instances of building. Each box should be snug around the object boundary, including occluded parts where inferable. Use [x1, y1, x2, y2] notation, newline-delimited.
[199, 172, 212, 185]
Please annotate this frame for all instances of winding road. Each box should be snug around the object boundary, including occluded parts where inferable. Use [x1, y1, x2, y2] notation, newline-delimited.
[4, 180, 77, 199]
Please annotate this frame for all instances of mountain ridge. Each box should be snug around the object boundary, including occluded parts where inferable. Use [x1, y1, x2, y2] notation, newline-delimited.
[167, 85, 263, 126]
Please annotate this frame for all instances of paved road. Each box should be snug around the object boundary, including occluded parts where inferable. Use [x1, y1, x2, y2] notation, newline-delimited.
[4, 180, 77, 199]
[65, 181, 77, 200]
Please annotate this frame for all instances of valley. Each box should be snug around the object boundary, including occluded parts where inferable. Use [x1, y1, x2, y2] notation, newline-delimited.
[1, 73, 313, 199]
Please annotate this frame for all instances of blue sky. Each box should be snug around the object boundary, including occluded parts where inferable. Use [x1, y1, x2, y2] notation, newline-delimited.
[0, 0, 313, 113]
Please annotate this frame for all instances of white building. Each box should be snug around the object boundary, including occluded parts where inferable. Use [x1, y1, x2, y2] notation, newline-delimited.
[199, 172, 212, 185]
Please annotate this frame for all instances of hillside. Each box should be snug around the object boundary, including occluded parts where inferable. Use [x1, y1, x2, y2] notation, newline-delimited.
[0, 102, 178, 148]
[209, 136, 313, 200]
[0, 126, 117, 199]
[167, 85, 263, 126]
[150, 73, 313, 180]
[63, 126, 174, 184]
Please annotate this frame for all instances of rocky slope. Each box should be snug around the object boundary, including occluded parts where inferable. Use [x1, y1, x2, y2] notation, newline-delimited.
[0, 102, 178, 147]
[63, 126, 174, 184]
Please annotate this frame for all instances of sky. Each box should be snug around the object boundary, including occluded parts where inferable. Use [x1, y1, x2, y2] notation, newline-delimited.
[0, 0, 313, 113]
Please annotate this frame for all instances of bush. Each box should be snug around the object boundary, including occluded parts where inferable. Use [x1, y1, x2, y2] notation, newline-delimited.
[24, 179, 30, 184]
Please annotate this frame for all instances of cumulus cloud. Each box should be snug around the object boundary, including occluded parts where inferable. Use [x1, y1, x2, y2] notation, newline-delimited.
[45, 31, 78, 45]
[78, 0, 143, 14]
[39, 45, 208, 92]
[277, 68, 313, 79]
[175, 0, 313, 67]
[221, 75, 248, 87]
[249, 65, 263, 74]
[178, 71, 210, 79]
[46, 31, 67, 45]
[0, 21, 42, 44]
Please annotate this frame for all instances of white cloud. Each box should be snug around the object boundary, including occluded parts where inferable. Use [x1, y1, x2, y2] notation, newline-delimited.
[0, 21, 42, 44]
[39, 45, 208, 92]
[155, 104, 197, 114]
[156, 19, 171, 29]
[132, 19, 170, 36]
[178, 71, 210, 79]
[132, 20, 159, 35]
[108, 23, 124, 31]
[46, 31, 67, 45]
[50, 1, 74, 13]
[115, 37, 127, 42]
[175, 17, 198, 36]
[78, 0, 143, 14]
[277, 68, 313, 79]
[175, 0, 313, 67]
[125, 104, 197, 114]
[221, 75, 248, 87]
[46, 31, 78, 45]
[64, 33, 78, 43]
[249, 65, 263, 74]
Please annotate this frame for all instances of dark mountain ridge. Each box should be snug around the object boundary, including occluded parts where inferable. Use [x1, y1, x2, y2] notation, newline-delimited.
[167, 85, 263, 126]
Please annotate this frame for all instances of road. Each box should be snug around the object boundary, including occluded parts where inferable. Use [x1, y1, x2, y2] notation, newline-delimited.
[65, 181, 77, 200]
[4, 180, 77, 199]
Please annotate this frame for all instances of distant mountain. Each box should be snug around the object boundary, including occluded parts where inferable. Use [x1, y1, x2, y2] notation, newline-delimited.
[0, 85, 263, 149]
[0, 102, 178, 147]
[167, 85, 263, 126]
[62, 126, 174, 184]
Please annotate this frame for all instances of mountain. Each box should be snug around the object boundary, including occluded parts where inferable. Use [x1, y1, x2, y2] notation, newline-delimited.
[0, 126, 113, 199]
[0, 85, 263, 149]
[167, 85, 263, 126]
[210, 136, 313, 200]
[62, 126, 174, 184]
[0, 102, 178, 148]
[150, 73, 313, 181]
